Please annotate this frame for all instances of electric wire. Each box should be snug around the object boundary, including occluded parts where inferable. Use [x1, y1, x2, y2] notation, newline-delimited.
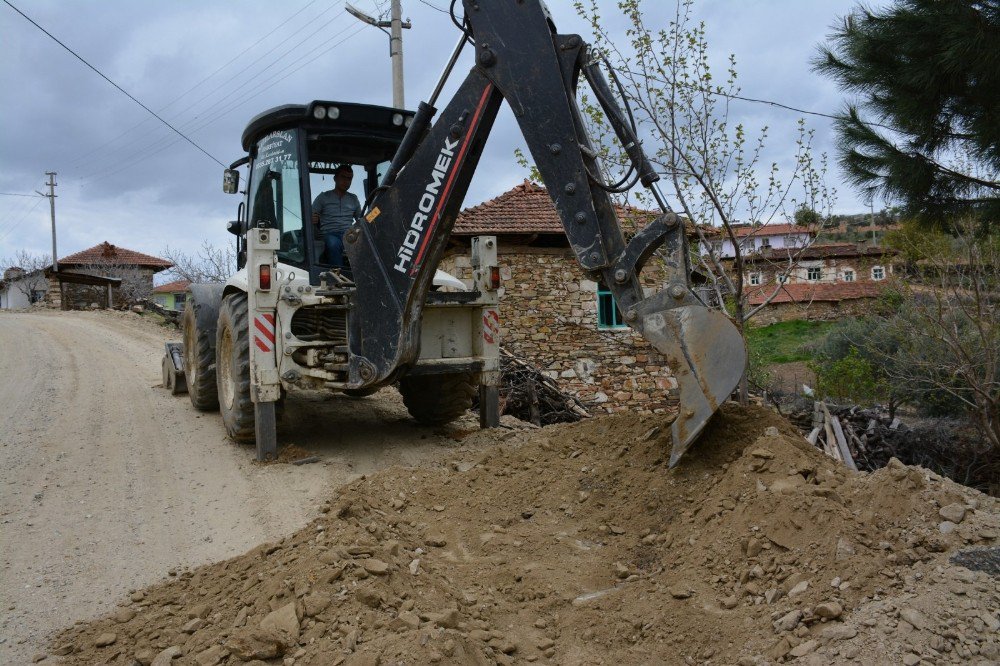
[0, 197, 44, 245]
[0, 177, 46, 233]
[2, 0, 225, 167]
[64, 0, 326, 171]
[77, 13, 360, 183]
[74, 6, 349, 180]
[418, 0, 450, 14]
[83, 25, 368, 185]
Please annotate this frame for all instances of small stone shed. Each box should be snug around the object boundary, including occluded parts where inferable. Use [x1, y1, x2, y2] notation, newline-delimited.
[45, 242, 172, 310]
[439, 180, 680, 415]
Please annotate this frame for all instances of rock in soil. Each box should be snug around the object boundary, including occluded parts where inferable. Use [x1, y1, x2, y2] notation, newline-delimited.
[49, 405, 1000, 665]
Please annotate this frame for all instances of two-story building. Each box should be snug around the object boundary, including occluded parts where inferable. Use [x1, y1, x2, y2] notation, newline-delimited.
[743, 242, 897, 324]
[699, 223, 814, 259]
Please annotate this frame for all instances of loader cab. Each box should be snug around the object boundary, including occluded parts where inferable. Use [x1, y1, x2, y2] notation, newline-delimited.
[227, 101, 413, 284]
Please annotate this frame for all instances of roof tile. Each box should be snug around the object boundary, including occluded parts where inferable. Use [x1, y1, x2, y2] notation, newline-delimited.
[746, 281, 884, 305]
[152, 279, 191, 293]
[59, 242, 172, 270]
[453, 180, 656, 235]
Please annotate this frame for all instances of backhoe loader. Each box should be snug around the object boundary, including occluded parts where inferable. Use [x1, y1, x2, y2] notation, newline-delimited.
[163, 0, 746, 465]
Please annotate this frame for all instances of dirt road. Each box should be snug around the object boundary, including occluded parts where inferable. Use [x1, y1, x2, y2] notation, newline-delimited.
[0, 310, 472, 664]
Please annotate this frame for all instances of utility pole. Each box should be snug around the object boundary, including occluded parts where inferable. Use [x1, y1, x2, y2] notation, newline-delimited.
[35, 172, 58, 272]
[346, 1, 411, 108]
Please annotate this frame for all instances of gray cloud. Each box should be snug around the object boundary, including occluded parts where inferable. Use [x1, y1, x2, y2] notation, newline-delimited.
[1, 0, 875, 265]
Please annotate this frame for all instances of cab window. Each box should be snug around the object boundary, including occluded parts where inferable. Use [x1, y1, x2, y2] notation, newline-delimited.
[248, 130, 306, 266]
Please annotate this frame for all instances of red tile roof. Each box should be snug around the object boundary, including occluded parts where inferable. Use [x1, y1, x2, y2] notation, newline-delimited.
[747, 281, 884, 305]
[453, 180, 657, 236]
[59, 242, 172, 270]
[152, 279, 191, 293]
[746, 243, 897, 263]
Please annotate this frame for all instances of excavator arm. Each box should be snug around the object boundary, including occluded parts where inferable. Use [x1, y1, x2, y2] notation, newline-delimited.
[344, 0, 746, 465]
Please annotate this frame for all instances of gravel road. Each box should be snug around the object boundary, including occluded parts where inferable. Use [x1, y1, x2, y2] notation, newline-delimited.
[0, 310, 465, 664]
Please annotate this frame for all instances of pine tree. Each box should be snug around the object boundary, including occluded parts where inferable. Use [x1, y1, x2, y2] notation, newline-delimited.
[815, 0, 1000, 223]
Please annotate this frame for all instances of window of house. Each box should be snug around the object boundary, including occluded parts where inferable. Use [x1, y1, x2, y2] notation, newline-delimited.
[807, 267, 821, 280]
[597, 286, 627, 330]
[777, 273, 788, 284]
[748, 272, 762, 286]
[843, 270, 855, 282]
[872, 265, 885, 281]
[760, 237, 771, 249]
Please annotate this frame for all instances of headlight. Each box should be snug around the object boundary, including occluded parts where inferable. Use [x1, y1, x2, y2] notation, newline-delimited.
[312, 106, 327, 120]
[403, 115, 413, 128]
[327, 106, 340, 120]
[392, 113, 404, 126]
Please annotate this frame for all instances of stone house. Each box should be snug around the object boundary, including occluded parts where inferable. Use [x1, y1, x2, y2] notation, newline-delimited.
[44, 242, 173, 309]
[743, 242, 898, 325]
[439, 180, 679, 415]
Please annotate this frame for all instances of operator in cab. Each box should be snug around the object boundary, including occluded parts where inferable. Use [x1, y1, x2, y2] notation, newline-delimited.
[312, 164, 361, 268]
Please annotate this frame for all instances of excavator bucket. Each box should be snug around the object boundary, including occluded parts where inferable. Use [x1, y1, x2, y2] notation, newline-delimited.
[640, 304, 747, 467]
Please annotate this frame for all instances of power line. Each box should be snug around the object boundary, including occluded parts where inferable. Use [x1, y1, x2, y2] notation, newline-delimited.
[0, 197, 44, 245]
[75, 6, 352, 182]
[2, 0, 226, 168]
[0, 177, 46, 231]
[0, 193, 43, 197]
[65, 0, 326, 172]
[81, 25, 368, 185]
[417, 0, 450, 14]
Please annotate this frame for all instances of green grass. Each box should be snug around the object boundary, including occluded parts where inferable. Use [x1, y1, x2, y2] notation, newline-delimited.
[746, 319, 833, 365]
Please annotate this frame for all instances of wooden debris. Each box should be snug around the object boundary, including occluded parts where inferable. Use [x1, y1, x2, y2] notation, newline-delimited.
[491, 348, 590, 426]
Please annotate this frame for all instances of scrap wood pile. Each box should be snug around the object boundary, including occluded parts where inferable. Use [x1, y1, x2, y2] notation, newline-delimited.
[805, 402, 999, 496]
[495, 347, 589, 426]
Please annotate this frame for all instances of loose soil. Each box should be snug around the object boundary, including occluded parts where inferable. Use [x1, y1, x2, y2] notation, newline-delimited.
[3, 310, 997, 665]
[48, 404, 999, 665]
[0, 310, 503, 665]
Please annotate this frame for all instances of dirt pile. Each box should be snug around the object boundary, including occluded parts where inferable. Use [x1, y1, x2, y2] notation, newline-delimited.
[50, 406, 999, 665]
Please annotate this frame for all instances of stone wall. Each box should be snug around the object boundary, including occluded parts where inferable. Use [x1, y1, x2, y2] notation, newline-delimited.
[750, 297, 874, 327]
[441, 243, 679, 415]
[45, 267, 158, 310]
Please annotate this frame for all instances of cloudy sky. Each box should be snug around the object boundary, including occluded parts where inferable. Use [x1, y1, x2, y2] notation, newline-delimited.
[0, 0, 879, 273]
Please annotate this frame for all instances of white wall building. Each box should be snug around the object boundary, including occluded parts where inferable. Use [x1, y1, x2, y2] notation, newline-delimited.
[0, 269, 48, 310]
[699, 223, 814, 259]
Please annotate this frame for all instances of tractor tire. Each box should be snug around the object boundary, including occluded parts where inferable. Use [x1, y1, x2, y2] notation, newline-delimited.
[398, 372, 478, 425]
[182, 285, 224, 411]
[216, 292, 255, 443]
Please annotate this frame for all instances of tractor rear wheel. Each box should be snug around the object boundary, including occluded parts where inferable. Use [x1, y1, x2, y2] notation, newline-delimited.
[217, 292, 255, 443]
[182, 290, 220, 411]
[398, 372, 478, 425]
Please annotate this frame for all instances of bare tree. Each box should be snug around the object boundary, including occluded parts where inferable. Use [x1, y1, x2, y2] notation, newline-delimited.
[568, 0, 836, 401]
[160, 241, 235, 283]
[0, 250, 51, 305]
[874, 222, 1000, 448]
[73, 261, 154, 306]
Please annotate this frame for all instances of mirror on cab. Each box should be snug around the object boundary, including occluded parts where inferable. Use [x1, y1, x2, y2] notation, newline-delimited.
[223, 168, 240, 194]
[227, 220, 244, 236]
